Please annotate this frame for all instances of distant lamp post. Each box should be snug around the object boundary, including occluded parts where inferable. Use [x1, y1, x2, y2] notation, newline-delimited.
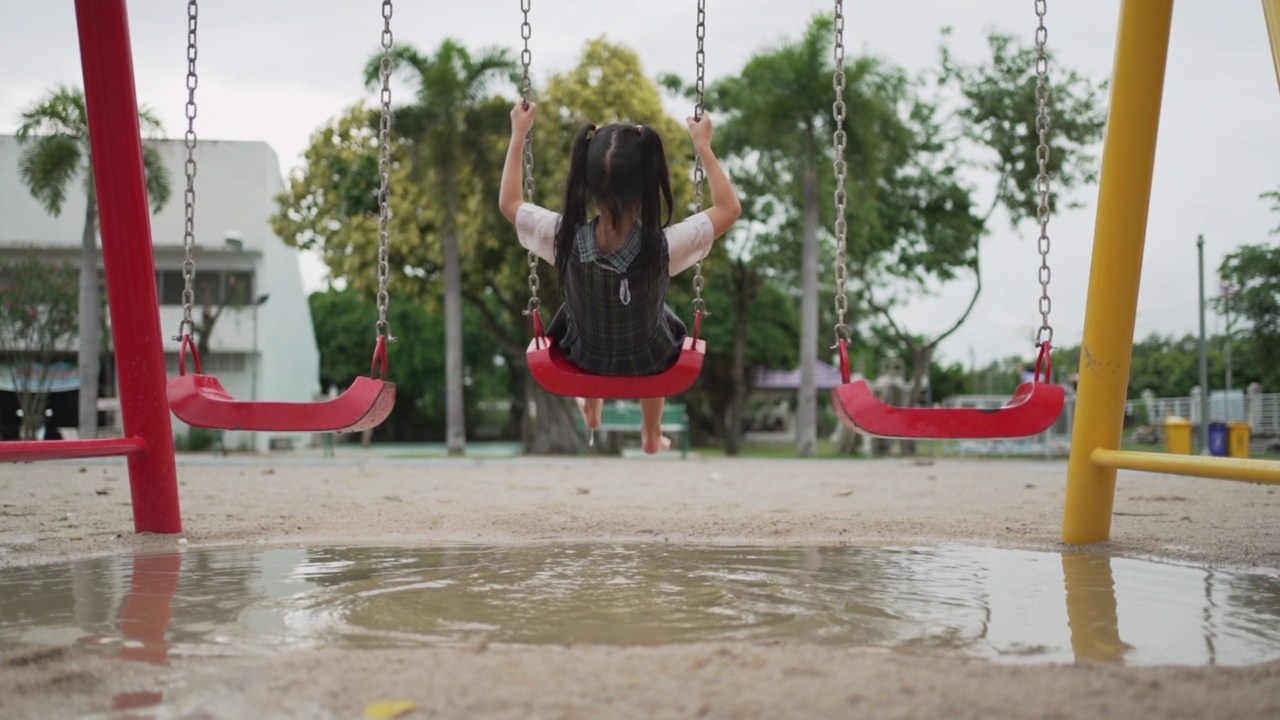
[1196, 235, 1210, 453]
[251, 293, 270, 401]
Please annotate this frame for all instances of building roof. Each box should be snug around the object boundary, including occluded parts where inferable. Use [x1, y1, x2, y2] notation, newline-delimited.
[753, 360, 848, 391]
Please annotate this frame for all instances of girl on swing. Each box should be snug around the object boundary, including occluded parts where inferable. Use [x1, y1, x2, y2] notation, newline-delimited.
[499, 102, 741, 453]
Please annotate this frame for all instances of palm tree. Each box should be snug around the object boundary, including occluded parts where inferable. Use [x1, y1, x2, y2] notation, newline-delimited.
[709, 17, 856, 457]
[364, 40, 515, 456]
[16, 85, 171, 439]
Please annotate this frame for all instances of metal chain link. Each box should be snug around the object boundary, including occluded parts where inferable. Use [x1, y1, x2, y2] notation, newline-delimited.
[1033, 0, 1053, 347]
[520, 0, 541, 316]
[690, 0, 708, 316]
[176, 0, 199, 341]
[830, 0, 850, 344]
[374, 0, 397, 343]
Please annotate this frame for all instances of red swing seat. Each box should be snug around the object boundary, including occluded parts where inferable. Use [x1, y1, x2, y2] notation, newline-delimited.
[167, 335, 395, 433]
[525, 311, 705, 399]
[830, 340, 1064, 439]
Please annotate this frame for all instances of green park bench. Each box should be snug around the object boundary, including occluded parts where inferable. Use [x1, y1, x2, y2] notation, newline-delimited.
[579, 401, 690, 458]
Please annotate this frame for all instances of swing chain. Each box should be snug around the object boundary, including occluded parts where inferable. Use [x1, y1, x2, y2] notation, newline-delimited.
[520, 0, 541, 316]
[1033, 0, 1053, 348]
[690, 0, 708, 316]
[830, 0, 851, 344]
[176, 0, 199, 342]
[374, 0, 397, 343]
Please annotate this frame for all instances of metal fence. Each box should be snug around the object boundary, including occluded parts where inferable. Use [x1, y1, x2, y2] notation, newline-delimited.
[1127, 393, 1280, 436]
[1251, 394, 1280, 436]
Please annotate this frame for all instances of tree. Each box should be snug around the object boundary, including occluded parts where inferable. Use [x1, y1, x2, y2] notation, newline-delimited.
[15, 85, 171, 439]
[363, 40, 517, 456]
[273, 103, 440, 427]
[690, 266, 800, 450]
[274, 104, 435, 290]
[664, 162, 800, 454]
[1217, 241, 1280, 375]
[857, 30, 1106, 412]
[704, 15, 966, 456]
[0, 258, 79, 439]
[700, 16, 854, 457]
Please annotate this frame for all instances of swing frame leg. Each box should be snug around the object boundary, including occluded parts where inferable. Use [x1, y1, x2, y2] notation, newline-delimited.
[76, 0, 182, 533]
[1061, 0, 1174, 545]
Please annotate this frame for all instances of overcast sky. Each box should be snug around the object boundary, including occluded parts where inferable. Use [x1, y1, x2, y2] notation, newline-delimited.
[3, 1, 1278, 369]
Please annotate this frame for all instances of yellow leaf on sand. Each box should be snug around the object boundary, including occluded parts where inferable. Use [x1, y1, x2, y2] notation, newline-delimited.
[363, 700, 417, 719]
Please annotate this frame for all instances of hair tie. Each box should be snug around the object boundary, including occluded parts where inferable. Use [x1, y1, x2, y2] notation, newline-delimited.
[586, 124, 598, 139]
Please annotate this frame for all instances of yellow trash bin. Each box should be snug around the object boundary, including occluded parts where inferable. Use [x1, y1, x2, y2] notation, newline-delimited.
[1163, 416, 1192, 454]
[1228, 422, 1251, 458]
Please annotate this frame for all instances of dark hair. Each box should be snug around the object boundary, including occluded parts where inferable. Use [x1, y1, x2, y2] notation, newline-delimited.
[553, 123, 674, 283]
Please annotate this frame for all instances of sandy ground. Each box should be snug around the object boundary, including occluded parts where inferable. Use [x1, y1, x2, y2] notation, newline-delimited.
[2, 452, 1279, 719]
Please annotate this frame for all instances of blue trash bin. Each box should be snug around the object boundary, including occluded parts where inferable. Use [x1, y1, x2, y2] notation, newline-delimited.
[1208, 422, 1229, 457]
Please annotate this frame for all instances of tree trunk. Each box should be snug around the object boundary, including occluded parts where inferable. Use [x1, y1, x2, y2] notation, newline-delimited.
[77, 197, 101, 440]
[726, 259, 753, 456]
[727, 310, 749, 455]
[444, 227, 466, 455]
[796, 127, 820, 457]
[902, 344, 931, 457]
[525, 382, 584, 454]
[18, 392, 49, 441]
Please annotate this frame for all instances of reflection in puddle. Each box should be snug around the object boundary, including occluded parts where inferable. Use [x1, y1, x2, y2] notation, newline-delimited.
[2, 545, 1279, 667]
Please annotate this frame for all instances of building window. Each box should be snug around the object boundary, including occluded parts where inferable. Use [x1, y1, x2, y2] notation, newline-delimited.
[158, 270, 254, 307]
[224, 272, 253, 306]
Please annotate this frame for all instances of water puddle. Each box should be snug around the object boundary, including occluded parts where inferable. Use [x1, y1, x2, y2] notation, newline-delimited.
[2, 544, 1279, 668]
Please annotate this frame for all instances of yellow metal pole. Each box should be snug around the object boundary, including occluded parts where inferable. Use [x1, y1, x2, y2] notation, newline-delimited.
[1265, 0, 1280, 93]
[1062, 554, 1130, 663]
[1062, 0, 1176, 545]
[1091, 448, 1280, 484]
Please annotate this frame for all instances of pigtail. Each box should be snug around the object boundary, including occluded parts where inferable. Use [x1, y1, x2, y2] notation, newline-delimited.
[555, 123, 596, 284]
[637, 126, 674, 263]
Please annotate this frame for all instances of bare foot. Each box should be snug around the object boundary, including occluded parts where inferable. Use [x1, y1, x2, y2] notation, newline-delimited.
[577, 397, 603, 429]
[642, 432, 671, 455]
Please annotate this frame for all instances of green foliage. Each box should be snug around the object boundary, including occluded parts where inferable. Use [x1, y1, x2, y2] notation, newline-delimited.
[939, 30, 1108, 225]
[16, 84, 171, 436]
[1055, 331, 1280, 399]
[928, 360, 970, 401]
[176, 427, 216, 453]
[1261, 187, 1280, 234]
[533, 38, 696, 229]
[0, 257, 79, 439]
[16, 84, 170, 215]
[1217, 241, 1280, 367]
[706, 16, 980, 284]
[307, 288, 510, 440]
[274, 105, 438, 303]
[700, 14, 988, 417]
[973, 355, 1027, 397]
[693, 273, 801, 375]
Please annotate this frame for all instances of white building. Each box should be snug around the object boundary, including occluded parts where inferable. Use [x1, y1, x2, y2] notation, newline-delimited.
[0, 135, 320, 452]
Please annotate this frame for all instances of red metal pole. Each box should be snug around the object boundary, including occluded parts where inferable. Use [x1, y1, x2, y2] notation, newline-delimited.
[74, 0, 182, 533]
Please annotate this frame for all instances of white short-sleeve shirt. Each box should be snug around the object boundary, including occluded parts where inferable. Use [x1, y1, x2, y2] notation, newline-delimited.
[515, 203, 715, 277]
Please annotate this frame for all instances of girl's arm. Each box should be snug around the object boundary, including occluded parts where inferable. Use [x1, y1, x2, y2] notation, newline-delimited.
[499, 102, 537, 223]
[687, 114, 741, 238]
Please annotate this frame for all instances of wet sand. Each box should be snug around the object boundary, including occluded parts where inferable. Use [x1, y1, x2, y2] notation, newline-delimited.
[2, 454, 1279, 719]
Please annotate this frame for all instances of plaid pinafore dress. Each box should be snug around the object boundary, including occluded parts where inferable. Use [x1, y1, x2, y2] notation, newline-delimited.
[545, 218, 687, 376]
